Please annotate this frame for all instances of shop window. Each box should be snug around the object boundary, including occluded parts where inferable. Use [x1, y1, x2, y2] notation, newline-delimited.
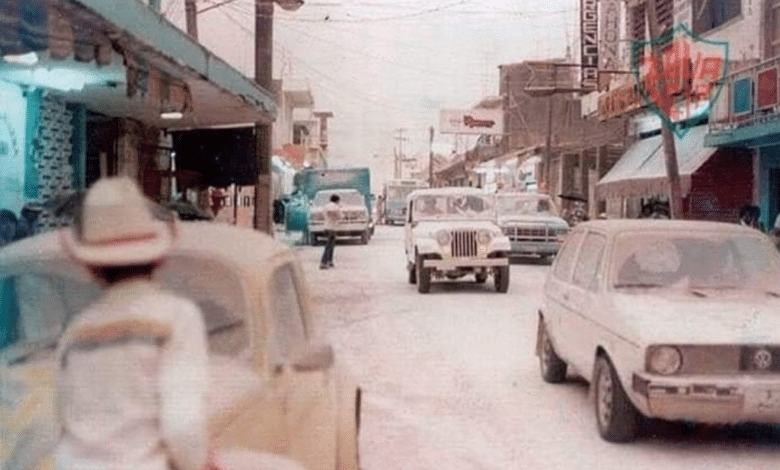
[692, 0, 741, 35]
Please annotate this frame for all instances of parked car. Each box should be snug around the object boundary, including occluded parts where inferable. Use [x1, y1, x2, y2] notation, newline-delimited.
[307, 188, 371, 244]
[405, 187, 511, 293]
[537, 219, 780, 442]
[0, 221, 361, 470]
[494, 192, 569, 261]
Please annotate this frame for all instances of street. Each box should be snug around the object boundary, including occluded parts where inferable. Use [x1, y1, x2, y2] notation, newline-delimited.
[289, 225, 780, 470]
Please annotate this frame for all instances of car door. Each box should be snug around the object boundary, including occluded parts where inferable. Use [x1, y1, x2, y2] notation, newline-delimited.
[404, 198, 416, 264]
[543, 228, 585, 361]
[267, 261, 339, 470]
[563, 230, 607, 375]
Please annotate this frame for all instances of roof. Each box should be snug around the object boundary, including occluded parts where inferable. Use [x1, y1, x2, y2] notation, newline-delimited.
[0, 0, 276, 129]
[596, 125, 716, 199]
[575, 218, 760, 235]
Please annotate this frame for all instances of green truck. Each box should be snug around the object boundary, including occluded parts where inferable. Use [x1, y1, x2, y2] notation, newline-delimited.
[284, 167, 374, 245]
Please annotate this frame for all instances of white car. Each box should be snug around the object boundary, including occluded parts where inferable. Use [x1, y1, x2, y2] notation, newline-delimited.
[307, 189, 371, 245]
[0, 221, 361, 470]
[494, 192, 569, 261]
[404, 187, 511, 293]
[537, 219, 780, 442]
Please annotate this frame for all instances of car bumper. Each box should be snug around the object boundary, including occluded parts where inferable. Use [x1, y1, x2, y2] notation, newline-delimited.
[633, 373, 780, 424]
[423, 257, 508, 270]
[311, 222, 369, 234]
[508, 241, 561, 256]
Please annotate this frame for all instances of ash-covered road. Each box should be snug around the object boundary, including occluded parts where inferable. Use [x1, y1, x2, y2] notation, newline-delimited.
[285, 225, 780, 470]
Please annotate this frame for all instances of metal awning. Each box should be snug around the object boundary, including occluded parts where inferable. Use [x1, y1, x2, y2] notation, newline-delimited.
[0, 0, 276, 129]
[596, 125, 717, 199]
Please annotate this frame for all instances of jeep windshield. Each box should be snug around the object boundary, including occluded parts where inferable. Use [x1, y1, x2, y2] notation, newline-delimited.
[413, 194, 494, 221]
[496, 194, 559, 217]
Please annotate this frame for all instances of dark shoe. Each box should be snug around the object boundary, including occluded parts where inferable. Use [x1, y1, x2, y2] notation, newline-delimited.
[320, 264, 329, 269]
[328, 262, 334, 267]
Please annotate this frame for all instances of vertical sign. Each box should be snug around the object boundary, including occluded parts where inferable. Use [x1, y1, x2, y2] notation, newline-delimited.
[581, 0, 599, 89]
[600, 0, 620, 72]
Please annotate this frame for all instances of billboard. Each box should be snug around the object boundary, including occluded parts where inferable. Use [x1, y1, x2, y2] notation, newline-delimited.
[439, 109, 504, 135]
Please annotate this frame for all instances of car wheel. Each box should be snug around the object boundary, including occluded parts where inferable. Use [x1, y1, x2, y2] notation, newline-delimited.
[475, 272, 487, 283]
[408, 262, 417, 284]
[360, 230, 369, 244]
[494, 265, 510, 293]
[538, 319, 567, 383]
[417, 256, 431, 294]
[593, 355, 640, 442]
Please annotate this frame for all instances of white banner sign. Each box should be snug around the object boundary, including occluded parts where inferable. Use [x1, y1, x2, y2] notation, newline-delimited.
[439, 109, 504, 135]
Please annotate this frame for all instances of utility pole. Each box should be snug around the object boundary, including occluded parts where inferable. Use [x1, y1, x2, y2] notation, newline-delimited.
[543, 64, 557, 194]
[185, 0, 198, 38]
[394, 128, 408, 179]
[254, 0, 274, 233]
[646, 0, 683, 218]
[429, 126, 435, 187]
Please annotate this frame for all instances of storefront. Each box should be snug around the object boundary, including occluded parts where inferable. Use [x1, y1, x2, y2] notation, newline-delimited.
[0, 0, 276, 232]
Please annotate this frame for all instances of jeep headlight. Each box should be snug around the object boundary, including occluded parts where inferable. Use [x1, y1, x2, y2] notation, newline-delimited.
[476, 229, 492, 245]
[647, 346, 682, 375]
[435, 229, 451, 245]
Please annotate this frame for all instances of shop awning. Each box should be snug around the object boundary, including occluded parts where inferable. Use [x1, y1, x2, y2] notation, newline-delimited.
[0, 0, 276, 129]
[596, 125, 716, 200]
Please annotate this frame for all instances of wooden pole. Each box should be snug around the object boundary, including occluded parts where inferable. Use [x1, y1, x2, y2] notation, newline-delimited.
[646, 0, 683, 218]
[254, 0, 273, 233]
[185, 0, 198, 38]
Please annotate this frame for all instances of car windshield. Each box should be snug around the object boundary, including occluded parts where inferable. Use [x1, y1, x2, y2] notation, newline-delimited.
[611, 231, 780, 291]
[313, 190, 363, 206]
[0, 255, 252, 365]
[496, 194, 559, 216]
[412, 194, 494, 220]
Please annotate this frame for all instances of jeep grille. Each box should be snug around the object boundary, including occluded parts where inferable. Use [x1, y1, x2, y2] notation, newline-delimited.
[451, 230, 478, 257]
[502, 225, 556, 242]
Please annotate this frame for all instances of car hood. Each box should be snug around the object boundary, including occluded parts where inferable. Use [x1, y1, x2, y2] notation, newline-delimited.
[412, 220, 500, 233]
[311, 203, 366, 212]
[496, 214, 568, 227]
[612, 292, 780, 345]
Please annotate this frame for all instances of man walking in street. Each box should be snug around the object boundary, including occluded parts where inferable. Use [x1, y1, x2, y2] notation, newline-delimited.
[55, 176, 209, 470]
[320, 193, 341, 269]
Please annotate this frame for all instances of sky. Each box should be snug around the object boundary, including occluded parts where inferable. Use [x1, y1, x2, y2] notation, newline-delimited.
[161, 0, 581, 178]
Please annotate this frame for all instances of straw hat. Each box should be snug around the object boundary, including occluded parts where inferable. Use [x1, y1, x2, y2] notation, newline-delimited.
[62, 176, 174, 266]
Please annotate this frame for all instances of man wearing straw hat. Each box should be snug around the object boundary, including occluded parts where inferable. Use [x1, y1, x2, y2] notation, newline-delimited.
[54, 176, 209, 470]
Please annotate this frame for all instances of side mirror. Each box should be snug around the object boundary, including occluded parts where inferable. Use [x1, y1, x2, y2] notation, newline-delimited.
[290, 341, 335, 372]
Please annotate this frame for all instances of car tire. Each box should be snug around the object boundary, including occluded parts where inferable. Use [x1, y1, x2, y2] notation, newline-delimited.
[494, 265, 510, 293]
[408, 262, 417, 284]
[475, 272, 487, 284]
[593, 355, 640, 443]
[360, 230, 369, 244]
[538, 319, 567, 383]
[417, 256, 431, 294]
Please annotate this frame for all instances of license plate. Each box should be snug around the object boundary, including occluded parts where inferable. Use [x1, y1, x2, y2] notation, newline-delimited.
[745, 388, 780, 413]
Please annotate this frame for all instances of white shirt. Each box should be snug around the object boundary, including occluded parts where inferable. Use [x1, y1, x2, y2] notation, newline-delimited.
[323, 201, 341, 231]
[54, 279, 208, 470]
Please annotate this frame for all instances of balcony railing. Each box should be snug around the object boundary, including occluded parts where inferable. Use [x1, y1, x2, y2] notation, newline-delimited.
[709, 56, 780, 134]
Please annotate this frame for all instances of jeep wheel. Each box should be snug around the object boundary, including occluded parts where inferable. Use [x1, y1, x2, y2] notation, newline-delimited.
[408, 262, 417, 284]
[594, 355, 640, 442]
[494, 265, 509, 293]
[417, 256, 431, 293]
[538, 319, 567, 383]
